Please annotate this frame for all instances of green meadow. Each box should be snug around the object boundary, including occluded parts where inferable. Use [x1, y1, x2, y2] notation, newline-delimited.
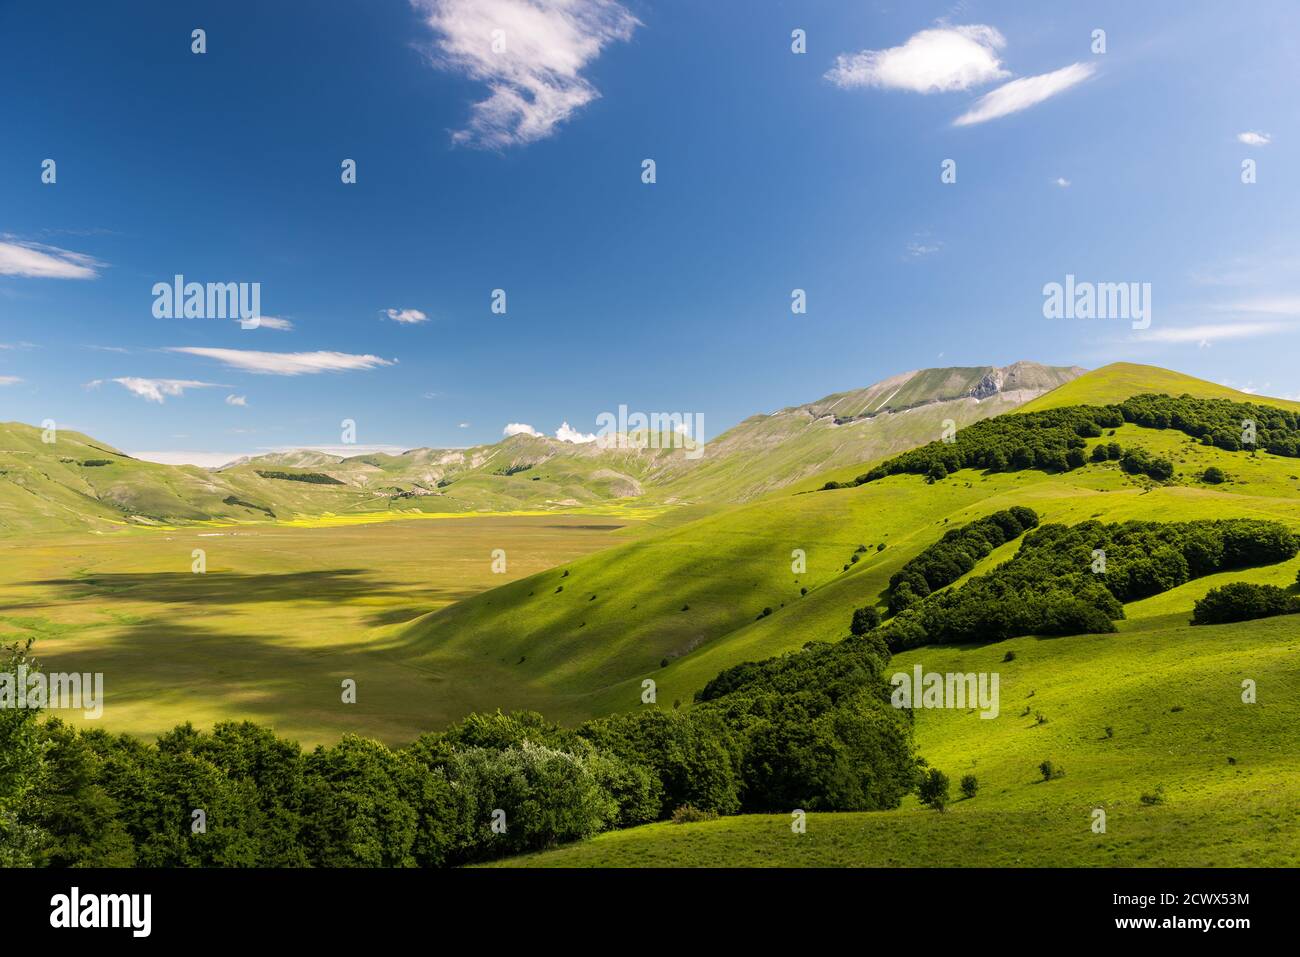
[4, 516, 641, 745]
[6, 363, 1300, 866]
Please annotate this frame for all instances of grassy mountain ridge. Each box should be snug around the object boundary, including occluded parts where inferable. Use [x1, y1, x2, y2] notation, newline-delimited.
[0, 361, 1081, 534]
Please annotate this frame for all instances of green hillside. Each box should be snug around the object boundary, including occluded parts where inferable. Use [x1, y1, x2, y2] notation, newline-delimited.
[396, 416, 1300, 724]
[1019, 361, 1300, 414]
[493, 597, 1300, 867]
[0, 362, 1080, 535]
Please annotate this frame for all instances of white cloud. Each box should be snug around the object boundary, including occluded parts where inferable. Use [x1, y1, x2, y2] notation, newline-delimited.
[1237, 131, 1271, 146]
[166, 347, 395, 375]
[0, 240, 104, 279]
[1138, 321, 1287, 344]
[410, 0, 640, 148]
[555, 421, 596, 443]
[953, 62, 1095, 126]
[826, 25, 1009, 93]
[226, 394, 248, 406]
[906, 240, 942, 257]
[0, 376, 21, 386]
[245, 315, 294, 330]
[503, 422, 542, 437]
[1214, 296, 1300, 315]
[1054, 177, 1071, 187]
[458, 422, 470, 428]
[384, 308, 428, 324]
[90, 377, 221, 403]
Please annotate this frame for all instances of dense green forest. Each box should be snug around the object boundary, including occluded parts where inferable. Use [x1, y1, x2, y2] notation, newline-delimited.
[823, 393, 1300, 489]
[880, 515, 1298, 650]
[0, 629, 914, 867]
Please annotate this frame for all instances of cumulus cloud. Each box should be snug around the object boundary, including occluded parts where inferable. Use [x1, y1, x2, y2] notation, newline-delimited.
[166, 347, 395, 375]
[0, 239, 104, 279]
[503, 422, 542, 437]
[1054, 177, 1071, 187]
[1237, 131, 1271, 146]
[89, 377, 221, 403]
[825, 25, 1009, 93]
[953, 62, 1095, 126]
[555, 420, 596, 443]
[384, 308, 428, 324]
[410, 0, 640, 148]
[225, 394, 248, 406]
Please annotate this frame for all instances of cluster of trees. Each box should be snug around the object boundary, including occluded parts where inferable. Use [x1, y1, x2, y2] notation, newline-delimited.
[887, 507, 1040, 614]
[1191, 581, 1300, 625]
[2, 630, 917, 867]
[871, 517, 1298, 650]
[253, 470, 344, 485]
[1086, 441, 1176, 479]
[822, 405, 1125, 488]
[1117, 393, 1300, 456]
[822, 393, 1300, 492]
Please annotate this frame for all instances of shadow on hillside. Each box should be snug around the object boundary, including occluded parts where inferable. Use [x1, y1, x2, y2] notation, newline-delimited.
[21, 569, 412, 607]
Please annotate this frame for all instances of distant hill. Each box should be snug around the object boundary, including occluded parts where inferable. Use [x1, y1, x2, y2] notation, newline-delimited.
[0, 361, 1084, 533]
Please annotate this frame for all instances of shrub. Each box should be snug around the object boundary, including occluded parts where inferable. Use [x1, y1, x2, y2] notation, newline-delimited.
[850, 606, 881, 636]
[918, 769, 950, 811]
[1140, 785, 1166, 806]
[1202, 466, 1226, 484]
[959, 774, 979, 799]
[670, 804, 718, 824]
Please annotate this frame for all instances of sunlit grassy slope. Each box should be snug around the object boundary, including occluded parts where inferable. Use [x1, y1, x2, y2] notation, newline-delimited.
[479, 366, 1300, 867]
[1018, 361, 1300, 413]
[397, 416, 1300, 723]
[493, 600, 1300, 867]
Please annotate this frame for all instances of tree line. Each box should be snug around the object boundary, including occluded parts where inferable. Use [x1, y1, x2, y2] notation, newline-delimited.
[822, 392, 1300, 490]
[872, 515, 1298, 650]
[1, 629, 916, 867]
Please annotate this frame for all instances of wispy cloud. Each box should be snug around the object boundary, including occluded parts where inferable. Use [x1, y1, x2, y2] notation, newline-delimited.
[384, 308, 428, 324]
[410, 0, 640, 148]
[244, 315, 294, 331]
[1137, 321, 1288, 344]
[1053, 177, 1071, 188]
[166, 347, 395, 375]
[0, 239, 105, 279]
[0, 376, 22, 386]
[826, 25, 1009, 92]
[953, 62, 1095, 126]
[88, 377, 222, 403]
[226, 394, 248, 406]
[906, 239, 943, 258]
[1237, 131, 1271, 146]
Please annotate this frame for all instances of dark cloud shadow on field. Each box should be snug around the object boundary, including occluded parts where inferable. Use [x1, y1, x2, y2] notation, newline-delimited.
[31, 616, 452, 745]
[21, 569, 413, 607]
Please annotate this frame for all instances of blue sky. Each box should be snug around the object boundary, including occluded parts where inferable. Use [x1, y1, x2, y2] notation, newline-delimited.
[3, 0, 1299, 465]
